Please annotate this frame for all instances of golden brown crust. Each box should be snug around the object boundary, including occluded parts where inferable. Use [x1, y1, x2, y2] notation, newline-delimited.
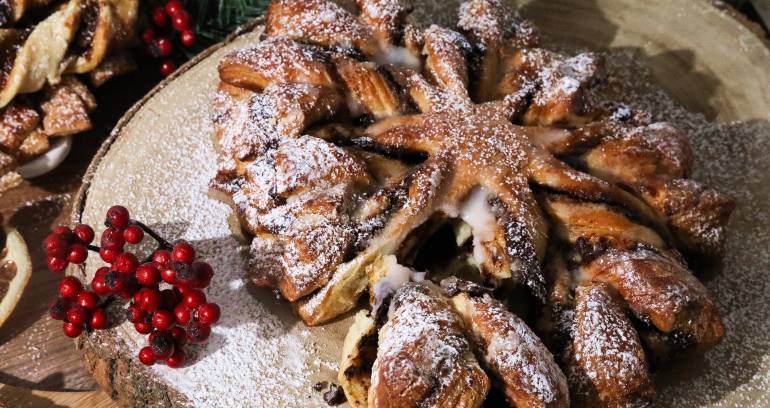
[266, 0, 378, 56]
[451, 292, 569, 408]
[356, 0, 410, 45]
[219, 37, 335, 92]
[239, 134, 372, 301]
[39, 75, 95, 136]
[573, 121, 733, 258]
[522, 53, 604, 126]
[296, 157, 448, 326]
[567, 282, 655, 408]
[538, 193, 665, 250]
[579, 247, 724, 349]
[457, 0, 507, 102]
[0, 99, 38, 153]
[636, 177, 734, 258]
[369, 283, 489, 408]
[582, 122, 693, 182]
[496, 47, 551, 101]
[334, 54, 402, 119]
[457, 0, 539, 103]
[211, 81, 341, 170]
[212, 75, 368, 303]
[422, 25, 471, 99]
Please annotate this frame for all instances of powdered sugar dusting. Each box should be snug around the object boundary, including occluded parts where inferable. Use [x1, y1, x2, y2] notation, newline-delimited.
[533, 52, 598, 108]
[596, 47, 770, 407]
[462, 294, 568, 405]
[80, 34, 342, 407]
[79, 0, 770, 406]
[267, 0, 373, 52]
[569, 283, 653, 404]
[371, 283, 487, 406]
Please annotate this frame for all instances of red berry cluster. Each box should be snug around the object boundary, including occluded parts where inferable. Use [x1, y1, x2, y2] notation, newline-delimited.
[43, 224, 94, 273]
[128, 241, 220, 367]
[44, 205, 220, 369]
[142, 0, 196, 76]
[49, 276, 108, 338]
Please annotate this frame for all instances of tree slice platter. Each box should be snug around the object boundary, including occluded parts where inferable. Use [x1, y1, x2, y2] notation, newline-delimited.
[69, 1, 770, 407]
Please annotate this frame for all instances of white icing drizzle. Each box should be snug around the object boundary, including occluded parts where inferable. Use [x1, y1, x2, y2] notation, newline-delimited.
[372, 255, 425, 316]
[459, 188, 497, 267]
[375, 46, 421, 70]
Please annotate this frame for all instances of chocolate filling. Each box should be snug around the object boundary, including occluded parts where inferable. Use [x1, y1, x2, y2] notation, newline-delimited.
[0, 29, 28, 91]
[0, 0, 11, 27]
[322, 383, 347, 405]
[0, 259, 16, 299]
[67, 1, 98, 60]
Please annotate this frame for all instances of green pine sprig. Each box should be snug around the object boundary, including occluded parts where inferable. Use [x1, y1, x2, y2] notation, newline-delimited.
[181, 0, 270, 57]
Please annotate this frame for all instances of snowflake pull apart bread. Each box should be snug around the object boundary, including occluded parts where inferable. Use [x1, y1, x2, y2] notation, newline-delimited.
[211, 0, 734, 406]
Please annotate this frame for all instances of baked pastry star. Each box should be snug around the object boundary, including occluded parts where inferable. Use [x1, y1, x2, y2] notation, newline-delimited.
[211, 0, 734, 406]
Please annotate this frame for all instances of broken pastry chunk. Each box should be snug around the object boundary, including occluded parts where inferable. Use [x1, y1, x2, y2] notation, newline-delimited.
[88, 52, 137, 87]
[339, 311, 378, 408]
[39, 76, 96, 137]
[18, 129, 49, 161]
[0, 151, 21, 192]
[0, 100, 38, 153]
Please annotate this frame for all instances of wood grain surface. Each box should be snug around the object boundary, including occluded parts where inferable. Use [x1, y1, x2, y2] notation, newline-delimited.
[0, 64, 157, 403]
[0, 0, 768, 407]
[0, 383, 112, 408]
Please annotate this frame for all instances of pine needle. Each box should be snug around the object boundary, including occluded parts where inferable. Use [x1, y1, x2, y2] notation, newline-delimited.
[181, 0, 269, 57]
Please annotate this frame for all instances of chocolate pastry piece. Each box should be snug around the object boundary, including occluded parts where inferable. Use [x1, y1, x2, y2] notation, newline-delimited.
[40, 76, 96, 137]
[450, 291, 569, 408]
[0, 100, 38, 153]
[61, 0, 139, 74]
[0, 1, 81, 107]
[579, 247, 724, 350]
[369, 283, 489, 408]
[540, 192, 723, 352]
[566, 283, 655, 408]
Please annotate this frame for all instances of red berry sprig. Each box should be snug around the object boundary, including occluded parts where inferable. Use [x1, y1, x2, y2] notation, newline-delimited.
[44, 224, 94, 272]
[44, 205, 221, 369]
[143, 0, 197, 77]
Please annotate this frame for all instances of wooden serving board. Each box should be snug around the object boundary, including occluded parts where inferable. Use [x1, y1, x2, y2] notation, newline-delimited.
[2, 0, 769, 407]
